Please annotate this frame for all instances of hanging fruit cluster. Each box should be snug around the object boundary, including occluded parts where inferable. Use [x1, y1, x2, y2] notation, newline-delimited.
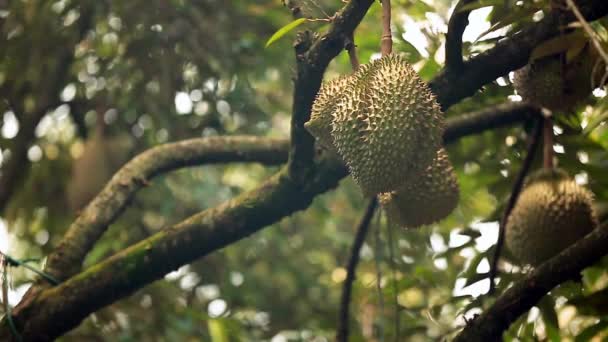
[305, 54, 459, 228]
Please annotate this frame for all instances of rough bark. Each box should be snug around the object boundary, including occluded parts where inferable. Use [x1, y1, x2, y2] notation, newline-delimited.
[44, 136, 290, 281]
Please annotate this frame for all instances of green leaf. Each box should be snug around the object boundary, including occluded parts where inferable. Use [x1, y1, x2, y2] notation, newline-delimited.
[265, 18, 307, 48]
[530, 30, 587, 62]
[575, 320, 608, 342]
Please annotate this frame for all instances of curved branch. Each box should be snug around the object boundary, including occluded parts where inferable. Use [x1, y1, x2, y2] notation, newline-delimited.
[445, 0, 474, 70]
[44, 136, 289, 281]
[454, 221, 608, 342]
[4, 103, 532, 341]
[336, 198, 377, 342]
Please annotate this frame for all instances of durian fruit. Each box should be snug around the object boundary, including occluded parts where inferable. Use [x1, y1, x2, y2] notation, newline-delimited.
[304, 75, 351, 151]
[505, 168, 598, 266]
[331, 54, 445, 195]
[378, 148, 459, 228]
[513, 44, 604, 112]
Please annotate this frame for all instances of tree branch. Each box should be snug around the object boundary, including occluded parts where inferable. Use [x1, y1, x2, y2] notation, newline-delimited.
[337, 198, 377, 342]
[430, 0, 608, 109]
[288, 0, 374, 181]
[7, 160, 347, 341]
[445, 0, 474, 70]
[442, 102, 539, 143]
[44, 136, 289, 281]
[454, 221, 608, 342]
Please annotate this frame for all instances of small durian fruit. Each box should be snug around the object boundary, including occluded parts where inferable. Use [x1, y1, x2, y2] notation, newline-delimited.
[513, 44, 604, 112]
[304, 75, 351, 151]
[505, 168, 598, 266]
[331, 54, 445, 195]
[378, 148, 459, 228]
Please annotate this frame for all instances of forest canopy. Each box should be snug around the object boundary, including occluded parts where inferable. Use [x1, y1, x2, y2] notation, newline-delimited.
[1, 0, 608, 341]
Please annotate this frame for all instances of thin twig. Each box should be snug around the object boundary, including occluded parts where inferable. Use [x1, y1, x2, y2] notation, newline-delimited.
[381, 0, 392, 56]
[385, 217, 400, 340]
[543, 116, 554, 169]
[336, 198, 378, 342]
[488, 115, 543, 294]
[373, 212, 385, 341]
[565, 0, 608, 67]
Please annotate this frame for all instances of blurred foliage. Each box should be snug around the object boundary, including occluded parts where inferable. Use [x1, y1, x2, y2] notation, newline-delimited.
[1, 0, 608, 341]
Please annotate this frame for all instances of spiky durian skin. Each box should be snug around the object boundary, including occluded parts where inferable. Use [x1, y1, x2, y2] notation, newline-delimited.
[378, 148, 459, 228]
[304, 75, 352, 150]
[505, 168, 598, 266]
[513, 46, 600, 112]
[331, 54, 445, 195]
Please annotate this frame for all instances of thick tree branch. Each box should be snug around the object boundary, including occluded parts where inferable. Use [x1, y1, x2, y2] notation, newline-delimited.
[3, 103, 532, 341]
[445, 0, 474, 70]
[431, 0, 608, 109]
[7, 160, 347, 341]
[44, 136, 289, 281]
[442, 102, 539, 143]
[454, 221, 608, 342]
[288, 0, 374, 181]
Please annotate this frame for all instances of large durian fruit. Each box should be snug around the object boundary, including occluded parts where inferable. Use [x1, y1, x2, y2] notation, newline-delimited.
[378, 148, 459, 228]
[505, 168, 598, 266]
[330, 54, 445, 195]
[304, 54, 457, 226]
[513, 44, 604, 112]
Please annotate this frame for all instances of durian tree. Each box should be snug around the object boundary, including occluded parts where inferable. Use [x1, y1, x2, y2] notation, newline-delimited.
[1, 0, 608, 341]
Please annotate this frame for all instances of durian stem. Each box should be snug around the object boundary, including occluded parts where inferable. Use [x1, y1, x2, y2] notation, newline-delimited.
[543, 116, 554, 169]
[337, 198, 378, 342]
[381, 0, 392, 56]
[488, 117, 543, 294]
[345, 35, 360, 71]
